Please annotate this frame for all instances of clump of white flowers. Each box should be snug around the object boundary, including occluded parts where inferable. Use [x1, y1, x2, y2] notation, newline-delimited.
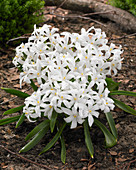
[13, 24, 123, 129]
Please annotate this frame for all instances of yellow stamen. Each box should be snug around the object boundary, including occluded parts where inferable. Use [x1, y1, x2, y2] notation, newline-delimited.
[51, 88, 54, 90]
[100, 94, 103, 98]
[58, 67, 61, 69]
[89, 110, 92, 113]
[15, 55, 18, 58]
[74, 97, 77, 100]
[110, 48, 112, 51]
[32, 62, 35, 65]
[106, 102, 108, 105]
[37, 101, 40, 104]
[100, 36, 102, 39]
[100, 68, 103, 71]
[99, 54, 101, 57]
[49, 105, 52, 108]
[81, 73, 83, 76]
[37, 73, 40, 76]
[76, 37, 78, 40]
[55, 92, 57, 95]
[73, 115, 77, 118]
[112, 63, 115, 66]
[40, 49, 42, 52]
[25, 112, 28, 115]
[63, 77, 66, 80]
[22, 45, 24, 48]
[63, 55, 65, 58]
[53, 41, 56, 44]
[49, 33, 52, 36]
[61, 96, 63, 99]
[95, 77, 97, 80]
[64, 46, 66, 50]
[75, 67, 77, 70]
[91, 42, 93, 45]
[85, 56, 88, 59]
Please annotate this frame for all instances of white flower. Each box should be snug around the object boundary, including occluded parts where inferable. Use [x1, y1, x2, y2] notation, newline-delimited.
[84, 102, 99, 127]
[63, 107, 84, 129]
[13, 24, 123, 128]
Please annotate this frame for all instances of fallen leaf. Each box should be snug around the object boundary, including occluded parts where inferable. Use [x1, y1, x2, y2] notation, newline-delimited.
[88, 163, 96, 170]
[2, 166, 8, 169]
[13, 84, 20, 88]
[80, 158, 89, 162]
[118, 158, 127, 162]
[10, 167, 14, 170]
[129, 148, 134, 153]
[109, 151, 118, 156]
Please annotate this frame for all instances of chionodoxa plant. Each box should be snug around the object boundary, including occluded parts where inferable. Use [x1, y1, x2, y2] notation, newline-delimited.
[1, 24, 136, 163]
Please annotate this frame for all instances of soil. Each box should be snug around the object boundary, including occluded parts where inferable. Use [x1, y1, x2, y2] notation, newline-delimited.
[0, 4, 136, 170]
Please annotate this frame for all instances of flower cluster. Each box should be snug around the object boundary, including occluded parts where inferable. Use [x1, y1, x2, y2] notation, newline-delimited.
[13, 24, 123, 128]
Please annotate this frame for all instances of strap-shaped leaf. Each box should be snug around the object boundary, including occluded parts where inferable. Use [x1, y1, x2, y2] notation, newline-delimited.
[19, 125, 49, 153]
[105, 112, 118, 139]
[60, 134, 66, 164]
[25, 119, 49, 141]
[110, 90, 136, 97]
[50, 110, 58, 133]
[3, 105, 24, 115]
[0, 115, 20, 125]
[113, 98, 136, 115]
[1, 87, 30, 98]
[30, 80, 38, 91]
[94, 119, 117, 148]
[39, 122, 66, 155]
[16, 113, 26, 128]
[83, 119, 94, 158]
[105, 78, 120, 91]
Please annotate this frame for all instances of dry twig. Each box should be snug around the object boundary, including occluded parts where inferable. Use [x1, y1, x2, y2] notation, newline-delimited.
[0, 145, 52, 169]
[54, 0, 67, 11]
[6, 36, 29, 44]
[47, 11, 107, 27]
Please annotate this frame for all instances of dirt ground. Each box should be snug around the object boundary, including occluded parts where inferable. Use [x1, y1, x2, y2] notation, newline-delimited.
[0, 5, 136, 170]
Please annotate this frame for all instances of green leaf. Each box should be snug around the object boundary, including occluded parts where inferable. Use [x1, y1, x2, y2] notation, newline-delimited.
[112, 98, 136, 115]
[50, 110, 58, 133]
[1, 87, 30, 98]
[19, 125, 49, 153]
[16, 113, 25, 128]
[94, 119, 117, 148]
[83, 119, 94, 158]
[60, 134, 66, 164]
[110, 90, 136, 97]
[3, 105, 24, 115]
[105, 112, 118, 139]
[105, 78, 120, 91]
[25, 119, 49, 141]
[30, 80, 38, 91]
[0, 115, 20, 125]
[39, 122, 66, 155]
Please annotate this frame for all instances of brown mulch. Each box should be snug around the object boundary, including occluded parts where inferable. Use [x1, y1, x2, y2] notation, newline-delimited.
[0, 6, 136, 170]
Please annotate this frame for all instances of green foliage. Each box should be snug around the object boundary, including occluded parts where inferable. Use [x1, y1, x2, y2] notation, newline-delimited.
[0, 0, 45, 46]
[108, 0, 136, 16]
